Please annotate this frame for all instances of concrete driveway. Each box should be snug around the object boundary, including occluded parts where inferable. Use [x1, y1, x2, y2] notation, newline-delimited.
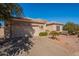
[29, 36, 73, 56]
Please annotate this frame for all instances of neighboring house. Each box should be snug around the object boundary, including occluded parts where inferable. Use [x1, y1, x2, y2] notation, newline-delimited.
[46, 22, 63, 32]
[31, 20, 63, 36]
[0, 17, 64, 38]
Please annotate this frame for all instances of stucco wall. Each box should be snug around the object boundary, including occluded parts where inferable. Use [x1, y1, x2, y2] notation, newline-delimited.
[0, 22, 63, 37]
[59, 25, 63, 32]
[32, 23, 63, 36]
[46, 24, 63, 32]
[32, 23, 45, 36]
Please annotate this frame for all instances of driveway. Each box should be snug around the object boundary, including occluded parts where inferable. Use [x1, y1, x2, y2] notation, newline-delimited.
[29, 36, 73, 56]
[18, 35, 79, 56]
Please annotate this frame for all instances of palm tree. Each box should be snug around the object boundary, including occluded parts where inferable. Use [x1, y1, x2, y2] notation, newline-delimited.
[0, 3, 23, 39]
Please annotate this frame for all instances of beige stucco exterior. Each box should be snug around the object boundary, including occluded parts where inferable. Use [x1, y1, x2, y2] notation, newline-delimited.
[32, 23, 45, 36]
[31, 22, 63, 36]
[0, 18, 64, 38]
[46, 24, 63, 32]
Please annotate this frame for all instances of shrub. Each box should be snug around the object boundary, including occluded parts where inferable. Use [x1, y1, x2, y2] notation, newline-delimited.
[39, 32, 48, 36]
[49, 31, 59, 39]
[49, 31, 59, 36]
[68, 30, 77, 35]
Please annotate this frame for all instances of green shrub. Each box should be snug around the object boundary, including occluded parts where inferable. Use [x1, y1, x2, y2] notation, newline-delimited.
[39, 32, 48, 36]
[49, 31, 59, 39]
[49, 31, 59, 35]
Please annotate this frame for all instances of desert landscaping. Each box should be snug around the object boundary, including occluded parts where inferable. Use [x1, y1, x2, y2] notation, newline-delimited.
[27, 35, 79, 56]
[0, 27, 79, 56]
[8, 35, 79, 56]
[0, 3, 79, 56]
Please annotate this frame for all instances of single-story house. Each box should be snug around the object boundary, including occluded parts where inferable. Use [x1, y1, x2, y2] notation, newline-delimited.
[0, 17, 64, 38]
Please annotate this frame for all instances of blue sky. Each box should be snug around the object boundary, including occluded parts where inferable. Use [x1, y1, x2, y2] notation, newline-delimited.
[19, 3, 79, 24]
[0, 3, 79, 25]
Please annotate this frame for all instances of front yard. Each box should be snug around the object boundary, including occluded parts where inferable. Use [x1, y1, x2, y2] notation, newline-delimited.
[28, 35, 79, 56]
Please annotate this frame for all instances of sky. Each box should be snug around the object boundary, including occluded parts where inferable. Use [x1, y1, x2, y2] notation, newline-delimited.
[0, 3, 79, 25]
[19, 3, 79, 24]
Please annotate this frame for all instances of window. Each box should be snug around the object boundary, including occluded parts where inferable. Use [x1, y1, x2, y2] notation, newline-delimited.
[56, 26, 60, 31]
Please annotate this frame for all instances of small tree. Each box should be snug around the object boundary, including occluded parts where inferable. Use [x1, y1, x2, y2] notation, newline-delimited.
[0, 3, 33, 56]
[49, 31, 59, 39]
[63, 22, 79, 35]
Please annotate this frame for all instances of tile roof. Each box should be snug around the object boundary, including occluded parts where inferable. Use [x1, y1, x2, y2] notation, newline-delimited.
[12, 17, 63, 25]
